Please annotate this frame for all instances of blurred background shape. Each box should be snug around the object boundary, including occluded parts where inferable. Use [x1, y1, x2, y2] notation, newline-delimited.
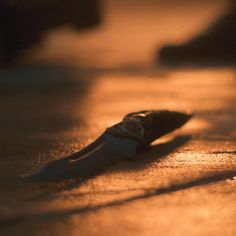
[0, 1, 236, 235]
[0, 0, 231, 67]
[158, 0, 236, 66]
[0, 0, 101, 62]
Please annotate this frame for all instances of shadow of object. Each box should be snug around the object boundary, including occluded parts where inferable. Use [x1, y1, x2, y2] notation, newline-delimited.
[0, 64, 93, 180]
[122, 135, 192, 171]
[24, 135, 191, 203]
[1, 168, 236, 230]
[0, 64, 90, 134]
[157, 2, 236, 68]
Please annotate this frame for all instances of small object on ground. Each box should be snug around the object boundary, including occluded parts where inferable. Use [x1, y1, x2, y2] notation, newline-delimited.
[31, 110, 192, 181]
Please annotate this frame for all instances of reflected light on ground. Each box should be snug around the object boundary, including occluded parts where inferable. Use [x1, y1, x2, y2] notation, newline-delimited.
[1, 1, 236, 236]
[81, 68, 236, 137]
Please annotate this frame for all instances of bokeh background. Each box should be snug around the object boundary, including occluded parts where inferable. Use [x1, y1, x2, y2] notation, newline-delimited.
[0, 1, 236, 236]
[12, 0, 230, 67]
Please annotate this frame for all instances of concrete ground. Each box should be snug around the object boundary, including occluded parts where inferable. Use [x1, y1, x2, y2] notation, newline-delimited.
[0, 0, 235, 235]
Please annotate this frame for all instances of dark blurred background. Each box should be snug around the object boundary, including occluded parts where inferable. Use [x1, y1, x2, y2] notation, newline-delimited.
[0, 0, 101, 62]
[1, 0, 234, 67]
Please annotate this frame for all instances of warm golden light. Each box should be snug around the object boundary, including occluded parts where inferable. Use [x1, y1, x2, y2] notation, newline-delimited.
[1, 1, 236, 236]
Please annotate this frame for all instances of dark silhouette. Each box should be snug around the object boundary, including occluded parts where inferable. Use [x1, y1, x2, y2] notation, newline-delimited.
[0, 0, 101, 62]
[158, 0, 236, 66]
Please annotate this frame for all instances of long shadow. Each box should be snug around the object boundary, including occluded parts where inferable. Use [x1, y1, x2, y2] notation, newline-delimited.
[0, 135, 191, 228]
[25, 135, 191, 202]
[0, 63, 96, 217]
[0, 64, 91, 135]
[1, 168, 236, 230]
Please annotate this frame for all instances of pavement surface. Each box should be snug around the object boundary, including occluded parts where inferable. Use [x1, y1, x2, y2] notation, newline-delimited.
[0, 0, 236, 235]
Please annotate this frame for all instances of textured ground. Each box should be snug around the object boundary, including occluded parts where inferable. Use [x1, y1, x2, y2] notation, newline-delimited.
[0, 0, 236, 235]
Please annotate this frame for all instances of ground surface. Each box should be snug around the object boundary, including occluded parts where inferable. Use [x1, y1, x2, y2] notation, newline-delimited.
[0, 0, 236, 235]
